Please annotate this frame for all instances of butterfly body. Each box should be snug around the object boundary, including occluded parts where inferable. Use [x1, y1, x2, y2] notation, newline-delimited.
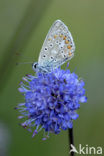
[32, 62, 53, 73]
[32, 20, 75, 73]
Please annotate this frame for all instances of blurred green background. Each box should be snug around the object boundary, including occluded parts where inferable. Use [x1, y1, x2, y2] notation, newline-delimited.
[0, 0, 104, 156]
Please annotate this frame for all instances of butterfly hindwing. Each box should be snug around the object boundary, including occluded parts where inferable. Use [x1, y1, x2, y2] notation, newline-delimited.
[38, 20, 75, 70]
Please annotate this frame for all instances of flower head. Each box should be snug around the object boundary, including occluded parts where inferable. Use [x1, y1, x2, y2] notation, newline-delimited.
[16, 67, 87, 139]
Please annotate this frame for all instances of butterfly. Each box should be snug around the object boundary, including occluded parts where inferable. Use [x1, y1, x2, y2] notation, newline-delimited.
[32, 20, 75, 73]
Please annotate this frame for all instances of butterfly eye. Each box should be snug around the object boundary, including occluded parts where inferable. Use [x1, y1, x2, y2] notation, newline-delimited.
[44, 47, 48, 51]
[34, 64, 37, 68]
[32, 62, 38, 70]
[54, 59, 57, 62]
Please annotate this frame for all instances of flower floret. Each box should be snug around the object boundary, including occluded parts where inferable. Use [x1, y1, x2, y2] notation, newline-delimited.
[17, 68, 87, 139]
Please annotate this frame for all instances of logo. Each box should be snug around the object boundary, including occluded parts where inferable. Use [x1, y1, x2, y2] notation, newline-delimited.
[70, 144, 103, 155]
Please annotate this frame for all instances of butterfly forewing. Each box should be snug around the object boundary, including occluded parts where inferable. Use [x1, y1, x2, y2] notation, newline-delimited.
[38, 20, 75, 70]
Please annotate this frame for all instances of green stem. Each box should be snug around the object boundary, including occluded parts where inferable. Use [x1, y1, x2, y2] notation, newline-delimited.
[68, 128, 75, 156]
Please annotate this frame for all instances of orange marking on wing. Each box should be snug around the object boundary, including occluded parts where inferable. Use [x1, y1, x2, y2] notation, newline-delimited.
[69, 52, 72, 56]
[63, 36, 67, 40]
[54, 35, 57, 38]
[65, 40, 69, 44]
[67, 45, 71, 49]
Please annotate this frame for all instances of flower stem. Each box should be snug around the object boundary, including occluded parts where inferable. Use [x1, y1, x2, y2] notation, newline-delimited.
[68, 128, 74, 156]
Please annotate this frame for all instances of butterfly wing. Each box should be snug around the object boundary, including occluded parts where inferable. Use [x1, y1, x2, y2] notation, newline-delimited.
[38, 20, 75, 71]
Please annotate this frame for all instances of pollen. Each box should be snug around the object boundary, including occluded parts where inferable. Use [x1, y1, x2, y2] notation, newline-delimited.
[65, 40, 69, 44]
[54, 35, 57, 38]
[67, 45, 71, 49]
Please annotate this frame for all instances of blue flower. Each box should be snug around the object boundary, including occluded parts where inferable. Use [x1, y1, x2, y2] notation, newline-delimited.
[16, 67, 87, 139]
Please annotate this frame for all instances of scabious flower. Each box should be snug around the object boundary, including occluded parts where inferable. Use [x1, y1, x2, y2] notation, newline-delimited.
[16, 67, 87, 139]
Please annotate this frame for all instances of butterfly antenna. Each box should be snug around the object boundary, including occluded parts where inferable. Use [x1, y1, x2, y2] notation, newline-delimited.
[16, 62, 33, 66]
[15, 52, 34, 60]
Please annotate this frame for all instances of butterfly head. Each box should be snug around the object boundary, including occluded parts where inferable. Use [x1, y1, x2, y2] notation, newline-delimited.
[32, 62, 46, 73]
[32, 62, 50, 73]
[32, 62, 38, 72]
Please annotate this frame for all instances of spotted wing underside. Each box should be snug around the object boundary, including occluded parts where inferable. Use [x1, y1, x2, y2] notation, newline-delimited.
[38, 20, 75, 70]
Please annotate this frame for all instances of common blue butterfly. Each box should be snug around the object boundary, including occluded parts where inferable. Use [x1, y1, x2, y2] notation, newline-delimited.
[32, 20, 75, 73]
